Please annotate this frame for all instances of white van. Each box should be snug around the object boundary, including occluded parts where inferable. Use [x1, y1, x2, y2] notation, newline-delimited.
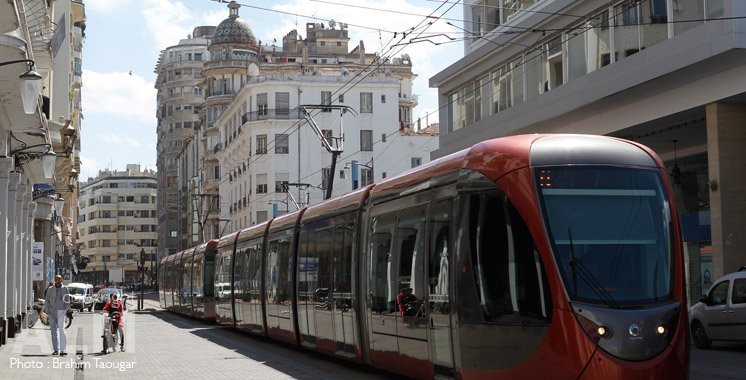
[67, 283, 95, 311]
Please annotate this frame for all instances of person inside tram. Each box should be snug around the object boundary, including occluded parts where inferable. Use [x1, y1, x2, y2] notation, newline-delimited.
[396, 286, 420, 317]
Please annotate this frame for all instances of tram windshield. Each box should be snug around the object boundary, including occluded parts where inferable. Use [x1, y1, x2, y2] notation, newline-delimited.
[536, 166, 673, 306]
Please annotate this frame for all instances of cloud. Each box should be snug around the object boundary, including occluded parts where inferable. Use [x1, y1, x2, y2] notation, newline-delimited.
[141, 0, 226, 51]
[79, 153, 100, 181]
[84, 0, 130, 13]
[82, 70, 155, 123]
[97, 132, 142, 147]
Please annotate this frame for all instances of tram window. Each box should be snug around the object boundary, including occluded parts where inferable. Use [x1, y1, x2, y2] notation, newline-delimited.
[370, 213, 396, 313]
[395, 206, 427, 315]
[458, 191, 551, 325]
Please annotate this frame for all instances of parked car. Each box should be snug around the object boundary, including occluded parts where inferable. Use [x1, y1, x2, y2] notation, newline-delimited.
[93, 287, 128, 311]
[690, 267, 746, 349]
[67, 283, 95, 311]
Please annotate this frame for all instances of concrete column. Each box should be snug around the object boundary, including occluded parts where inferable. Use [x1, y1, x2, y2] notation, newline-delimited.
[0, 158, 12, 344]
[19, 191, 32, 330]
[27, 202, 36, 312]
[706, 102, 746, 279]
[15, 179, 26, 326]
[6, 172, 20, 337]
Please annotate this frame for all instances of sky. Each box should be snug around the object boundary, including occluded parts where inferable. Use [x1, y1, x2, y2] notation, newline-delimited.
[80, 0, 464, 180]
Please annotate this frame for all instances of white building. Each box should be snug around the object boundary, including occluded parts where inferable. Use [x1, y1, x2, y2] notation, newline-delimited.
[154, 26, 214, 258]
[197, 2, 438, 236]
[77, 165, 158, 285]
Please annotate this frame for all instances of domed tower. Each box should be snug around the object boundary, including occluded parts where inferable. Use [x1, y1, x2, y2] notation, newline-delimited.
[200, 0, 259, 237]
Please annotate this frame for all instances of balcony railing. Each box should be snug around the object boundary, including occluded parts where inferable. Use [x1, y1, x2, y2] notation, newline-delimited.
[241, 108, 301, 124]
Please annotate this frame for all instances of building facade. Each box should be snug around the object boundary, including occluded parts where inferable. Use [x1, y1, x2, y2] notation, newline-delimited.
[431, 0, 746, 299]
[157, 1, 438, 245]
[154, 26, 214, 260]
[77, 165, 158, 285]
[0, 0, 83, 345]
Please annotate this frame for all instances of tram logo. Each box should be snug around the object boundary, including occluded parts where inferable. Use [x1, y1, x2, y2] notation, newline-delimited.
[628, 324, 642, 338]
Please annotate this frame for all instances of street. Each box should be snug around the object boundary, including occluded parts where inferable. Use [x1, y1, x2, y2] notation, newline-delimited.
[0, 294, 743, 379]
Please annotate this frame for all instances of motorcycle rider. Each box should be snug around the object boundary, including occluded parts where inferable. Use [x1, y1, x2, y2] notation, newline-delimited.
[44, 275, 70, 356]
[102, 294, 125, 352]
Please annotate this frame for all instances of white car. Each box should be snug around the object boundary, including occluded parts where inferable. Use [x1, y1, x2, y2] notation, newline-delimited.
[690, 268, 746, 349]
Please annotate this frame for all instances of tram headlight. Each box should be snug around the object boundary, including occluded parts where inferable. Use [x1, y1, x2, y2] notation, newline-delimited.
[577, 314, 611, 344]
[597, 325, 612, 338]
[656, 325, 666, 335]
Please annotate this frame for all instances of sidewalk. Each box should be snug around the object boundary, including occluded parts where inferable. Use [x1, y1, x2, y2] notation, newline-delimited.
[0, 294, 390, 380]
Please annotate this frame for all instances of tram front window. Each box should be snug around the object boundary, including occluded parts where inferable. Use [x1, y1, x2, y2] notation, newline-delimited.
[536, 166, 673, 306]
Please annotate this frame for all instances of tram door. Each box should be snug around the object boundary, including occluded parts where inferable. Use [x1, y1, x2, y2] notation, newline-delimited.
[369, 205, 431, 379]
[427, 200, 454, 377]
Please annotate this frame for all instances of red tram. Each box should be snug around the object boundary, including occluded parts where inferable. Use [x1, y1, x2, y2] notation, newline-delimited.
[159, 134, 689, 379]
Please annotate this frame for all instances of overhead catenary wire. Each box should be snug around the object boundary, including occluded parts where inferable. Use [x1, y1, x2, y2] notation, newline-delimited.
[212, 0, 457, 189]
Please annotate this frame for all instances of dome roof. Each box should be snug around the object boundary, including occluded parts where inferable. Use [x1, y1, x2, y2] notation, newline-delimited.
[211, 1, 256, 45]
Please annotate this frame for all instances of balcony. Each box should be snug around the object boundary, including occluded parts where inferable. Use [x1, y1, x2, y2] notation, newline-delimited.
[241, 108, 302, 124]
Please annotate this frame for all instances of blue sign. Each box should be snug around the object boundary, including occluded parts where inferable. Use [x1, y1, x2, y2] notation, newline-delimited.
[33, 183, 56, 200]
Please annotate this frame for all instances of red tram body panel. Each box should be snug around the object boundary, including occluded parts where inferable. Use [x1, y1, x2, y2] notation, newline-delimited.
[159, 134, 689, 379]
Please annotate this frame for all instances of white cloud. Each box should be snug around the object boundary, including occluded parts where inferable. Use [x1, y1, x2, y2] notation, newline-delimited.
[84, 0, 130, 13]
[97, 132, 142, 147]
[79, 153, 100, 181]
[82, 70, 155, 123]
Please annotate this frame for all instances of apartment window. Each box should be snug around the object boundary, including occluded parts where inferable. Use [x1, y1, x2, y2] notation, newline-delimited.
[257, 93, 268, 116]
[382, 133, 387, 143]
[256, 174, 267, 194]
[361, 168, 373, 186]
[339, 170, 346, 179]
[276, 92, 290, 116]
[338, 94, 344, 103]
[102, 240, 111, 247]
[256, 134, 267, 154]
[360, 130, 373, 151]
[214, 165, 220, 180]
[321, 90, 333, 112]
[275, 134, 289, 154]
[321, 129, 333, 147]
[360, 92, 373, 113]
[411, 157, 422, 168]
[381, 94, 386, 103]
[275, 173, 289, 193]
[257, 211, 268, 223]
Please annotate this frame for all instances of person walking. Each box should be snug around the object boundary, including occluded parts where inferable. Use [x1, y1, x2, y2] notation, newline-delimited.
[44, 275, 70, 356]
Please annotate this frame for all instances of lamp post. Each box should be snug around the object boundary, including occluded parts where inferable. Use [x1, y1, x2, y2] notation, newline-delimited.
[138, 248, 145, 310]
[0, 59, 43, 114]
[53, 197, 64, 276]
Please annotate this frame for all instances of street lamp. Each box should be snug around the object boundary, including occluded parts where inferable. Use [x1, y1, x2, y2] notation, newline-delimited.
[0, 59, 43, 114]
[138, 248, 146, 310]
[8, 131, 56, 179]
[53, 197, 65, 276]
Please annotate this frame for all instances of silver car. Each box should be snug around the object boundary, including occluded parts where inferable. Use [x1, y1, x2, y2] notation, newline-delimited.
[690, 268, 746, 349]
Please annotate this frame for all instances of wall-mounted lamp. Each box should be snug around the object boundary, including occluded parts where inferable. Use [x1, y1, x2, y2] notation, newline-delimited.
[8, 131, 56, 178]
[0, 59, 43, 114]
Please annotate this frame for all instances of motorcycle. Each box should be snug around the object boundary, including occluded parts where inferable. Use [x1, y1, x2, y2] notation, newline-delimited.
[27, 299, 74, 329]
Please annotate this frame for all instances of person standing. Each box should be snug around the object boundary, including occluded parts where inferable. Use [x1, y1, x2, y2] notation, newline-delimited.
[44, 275, 70, 355]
